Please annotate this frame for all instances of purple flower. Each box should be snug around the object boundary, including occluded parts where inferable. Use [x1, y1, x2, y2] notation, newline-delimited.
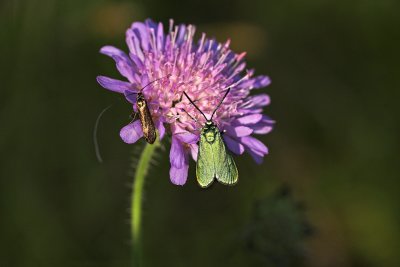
[97, 19, 274, 186]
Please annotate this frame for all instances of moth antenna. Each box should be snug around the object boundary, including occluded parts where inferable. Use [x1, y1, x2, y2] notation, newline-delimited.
[183, 92, 209, 121]
[210, 87, 230, 121]
[182, 108, 197, 122]
[93, 104, 113, 163]
[139, 73, 172, 93]
[182, 108, 204, 130]
[125, 73, 172, 98]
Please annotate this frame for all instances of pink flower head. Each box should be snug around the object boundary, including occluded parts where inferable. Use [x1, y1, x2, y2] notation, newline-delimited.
[97, 19, 274, 186]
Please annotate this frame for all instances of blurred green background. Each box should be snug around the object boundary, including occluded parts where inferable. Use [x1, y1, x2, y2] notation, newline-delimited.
[1, 0, 399, 266]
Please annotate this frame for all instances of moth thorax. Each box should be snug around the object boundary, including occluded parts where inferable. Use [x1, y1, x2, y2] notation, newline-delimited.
[204, 130, 216, 143]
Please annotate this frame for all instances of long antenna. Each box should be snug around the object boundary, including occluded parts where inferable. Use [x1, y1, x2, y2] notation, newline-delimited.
[210, 87, 230, 120]
[181, 109, 202, 132]
[183, 92, 209, 121]
[182, 108, 197, 122]
[125, 74, 172, 98]
[93, 104, 113, 163]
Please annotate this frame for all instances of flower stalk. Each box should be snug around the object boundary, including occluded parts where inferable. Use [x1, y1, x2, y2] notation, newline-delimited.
[131, 139, 160, 266]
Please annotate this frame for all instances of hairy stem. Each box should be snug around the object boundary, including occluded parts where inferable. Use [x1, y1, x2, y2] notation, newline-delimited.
[131, 139, 159, 267]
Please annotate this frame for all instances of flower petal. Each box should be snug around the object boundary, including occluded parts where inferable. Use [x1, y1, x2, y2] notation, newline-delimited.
[124, 90, 137, 104]
[126, 29, 145, 61]
[156, 120, 165, 140]
[169, 136, 190, 185]
[223, 134, 245, 155]
[241, 136, 268, 155]
[169, 164, 189, 186]
[189, 144, 198, 161]
[252, 116, 275, 134]
[175, 132, 199, 144]
[100, 46, 136, 82]
[97, 76, 132, 93]
[140, 74, 150, 88]
[235, 114, 263, 125]
[252, 75, 271, 89]
[253, 125, 273, 134]
[119, 121, 143, 144]
[261, 115, 275, 123]
[170, 136, 185, 168]
[240, 75, 271, 90]
[131, 22, 151, 51]
[156, 22, 164, 51]
[225, 126, 253, 137]
[245, 94, 270, 108]
[176, 24, 188, 44]
[248, 149, 264, 164]
[129, 52, 144, 70]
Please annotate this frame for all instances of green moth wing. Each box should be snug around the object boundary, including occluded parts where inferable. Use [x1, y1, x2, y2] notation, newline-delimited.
[196, 131, 215, 188]
[214, 130, 238, 186]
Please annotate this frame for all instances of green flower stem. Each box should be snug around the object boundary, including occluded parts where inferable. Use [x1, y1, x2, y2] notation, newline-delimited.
[131, 139, 159, 267]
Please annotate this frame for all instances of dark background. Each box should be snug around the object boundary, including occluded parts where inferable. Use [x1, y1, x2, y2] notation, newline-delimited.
[1, 0, 399, 266]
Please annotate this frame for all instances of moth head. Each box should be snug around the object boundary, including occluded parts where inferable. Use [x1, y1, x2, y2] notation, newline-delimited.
[134, 74, 171, 108]
[183, 88, 231, 127]
[137, 92, 145, 101]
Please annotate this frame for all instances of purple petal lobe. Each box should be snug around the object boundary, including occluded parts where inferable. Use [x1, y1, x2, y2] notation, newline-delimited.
[241, 136, 268, 155]
[127, 31, 144, 61]
[119, 121, 143, 144]
[169, 136, 190, 185]
[225, 126, 253, 137]
[252, 116, 275, 134]
[169, 164, 189, 185]
[175, 132, 199, 144]
[238, 75, 271, 90]
[100, 46, 122, 58]
[253, 125, 273, 134]
[250, 94, 270, 107]
[252, 75, 271, 89]
[140, 74, 150, 88]
[223, 135, 245, 155]
[170, 137, 185, 168]
[129, 52, 144, 70]
[248, 149, 264, 164]
[124, 90, 137, 104]
[157, 22, 164, 51]
[156, 120, 165, 140]
[189, 144, 199, 161]
[131, 22, 151, 51]
[97, 76, 132, 93]
[100, 45, 126, 57]
[235, 114, 263, 125]
[261, 115, 275, 124]
[100, 46, 136, 82]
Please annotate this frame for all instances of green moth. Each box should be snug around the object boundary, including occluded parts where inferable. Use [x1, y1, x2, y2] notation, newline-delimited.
[183, 89, 238, 188]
